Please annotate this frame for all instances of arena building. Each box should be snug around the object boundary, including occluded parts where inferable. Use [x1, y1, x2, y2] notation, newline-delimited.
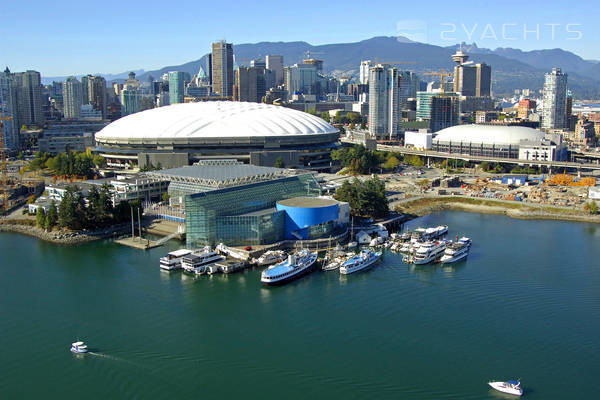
[94, 101, 340, 171]
[431, 124, 567, 161]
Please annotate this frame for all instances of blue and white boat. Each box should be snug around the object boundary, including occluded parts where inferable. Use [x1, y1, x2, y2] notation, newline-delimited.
[261, 250, 318, 285]
[70, 341, 88, 354]
[488, 380, 523, 396]
[339, 249, 382, 275]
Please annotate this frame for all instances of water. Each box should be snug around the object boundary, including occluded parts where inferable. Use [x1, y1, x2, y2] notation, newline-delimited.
[1, 211, 599, 399]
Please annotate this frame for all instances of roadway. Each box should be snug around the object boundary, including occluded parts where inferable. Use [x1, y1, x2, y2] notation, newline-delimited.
[341, 138, 600, 174]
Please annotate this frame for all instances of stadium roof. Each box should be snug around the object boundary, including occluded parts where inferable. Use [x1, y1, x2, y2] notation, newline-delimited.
[95, 101, 338, 141]
[433, 124, 546, 146]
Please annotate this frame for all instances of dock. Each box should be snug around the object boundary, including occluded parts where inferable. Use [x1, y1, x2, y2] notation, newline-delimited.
[115, 236, 164, 250]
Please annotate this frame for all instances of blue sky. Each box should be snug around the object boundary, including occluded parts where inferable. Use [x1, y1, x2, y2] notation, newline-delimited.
[2, 0, 598, 76]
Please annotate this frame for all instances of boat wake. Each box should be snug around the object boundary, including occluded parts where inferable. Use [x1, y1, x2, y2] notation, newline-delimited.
[86, 352, 147, 369]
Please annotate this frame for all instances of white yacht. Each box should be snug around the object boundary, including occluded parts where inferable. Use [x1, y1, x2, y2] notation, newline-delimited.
[159, 249, 193, 271]
[410, 228, 427, 243]
[488, 380, 523, 396]
[182, 246, 225, 275]
[256, 250, 286, 266]
[435, 225, 449, 236]
[261, 250, 318, 285]
[347, 241, 358, 249]
[70, 341, 88, 354]
[413, 240, 448, 265]
[440, 237, 472, 264]
[339, 249, 382, 275]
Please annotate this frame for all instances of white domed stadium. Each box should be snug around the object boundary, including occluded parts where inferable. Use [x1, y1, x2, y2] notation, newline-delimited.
[433, 124, 545, 146]
[431, 124, 559, 160]
[95, 102, 339, 170]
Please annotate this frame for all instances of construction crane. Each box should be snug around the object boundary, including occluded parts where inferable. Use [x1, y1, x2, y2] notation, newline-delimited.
[423, 69, 453, 95]
[0, 111, 13, 211]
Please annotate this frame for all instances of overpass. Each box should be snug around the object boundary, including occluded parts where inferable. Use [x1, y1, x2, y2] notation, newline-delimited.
[341, 138, 600, 174]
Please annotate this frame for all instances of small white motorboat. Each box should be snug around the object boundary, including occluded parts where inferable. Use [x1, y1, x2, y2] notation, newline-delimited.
[488, 380, 523, 396]
[70, 341, 88, 354]
[347, 241, 358, 249]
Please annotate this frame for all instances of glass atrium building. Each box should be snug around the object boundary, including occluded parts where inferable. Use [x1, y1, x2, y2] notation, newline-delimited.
[185, 174, 323, 247]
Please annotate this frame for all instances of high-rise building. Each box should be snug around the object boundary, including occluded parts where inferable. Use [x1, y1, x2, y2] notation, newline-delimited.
[62, 77, 84, 120]
[168, 71, 185, 104]
[452, 49, 491, 97]
[518, 99, 536, 120]
[81, 75, 91, 104]
[303, 58, 323, 72]
[359, 60, 371, 85]
[234, 67, 258, 102]
[542, 68, 568, 130]
[13, 70, 44, 127]
[284, 63, 318, 96]
[250, 59, 266, 69]
[211, 41, 234, 97]
[266, 55, 284, 86]
[368, 65, 400, 139]
[206, 54, 213, 87]
[0, 68, 19, 151]
[88, 76, 107, 118]
[398, 71, 419, 110]
[120, 87, 141, 116]
[429, 95, 459, 132]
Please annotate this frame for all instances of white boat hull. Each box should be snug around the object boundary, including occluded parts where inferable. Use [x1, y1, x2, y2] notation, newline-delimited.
[488, 382, 523, 396]
[440, 251, 468, 264]
[339, 253, 381, 275]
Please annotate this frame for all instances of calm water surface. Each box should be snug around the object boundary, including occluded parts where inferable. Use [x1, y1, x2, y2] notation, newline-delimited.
[1, 211, 599, 399]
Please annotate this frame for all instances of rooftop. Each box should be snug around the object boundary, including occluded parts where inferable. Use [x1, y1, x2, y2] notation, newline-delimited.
[146, 163, 293, 188]
[277, 196, 338, 208]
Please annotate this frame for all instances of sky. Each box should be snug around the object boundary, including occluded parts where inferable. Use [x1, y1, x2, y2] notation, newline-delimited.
[2, 0, 599, 77]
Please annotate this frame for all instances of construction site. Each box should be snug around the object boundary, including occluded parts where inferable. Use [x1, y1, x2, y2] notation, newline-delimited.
[0, 114, 44, 214]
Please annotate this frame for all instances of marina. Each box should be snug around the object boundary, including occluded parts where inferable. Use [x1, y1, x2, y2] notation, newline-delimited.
[1, 210, 599, 399]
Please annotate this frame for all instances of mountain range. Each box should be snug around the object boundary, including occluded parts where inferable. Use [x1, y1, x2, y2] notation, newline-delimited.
[42, 36, 600, 98]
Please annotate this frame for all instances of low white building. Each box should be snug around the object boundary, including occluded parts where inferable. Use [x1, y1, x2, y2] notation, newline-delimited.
[404, 129, 432, 149]
[589, 186, 600, 200]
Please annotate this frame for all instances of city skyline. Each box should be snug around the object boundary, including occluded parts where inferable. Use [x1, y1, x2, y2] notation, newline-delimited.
[2, 0, 599, 76]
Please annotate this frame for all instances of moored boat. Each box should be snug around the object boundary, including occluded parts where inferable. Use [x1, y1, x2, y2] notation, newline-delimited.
[339, 249, 382, 275]
[440, 237, 471, 264]
[261, 250, 318, 285]
[488, 380, 523, 396]
[413, 240, 448, 265]
[255, 250, 286, 266]
[182, 246, 225, 275]
[159, 249, 193, 271]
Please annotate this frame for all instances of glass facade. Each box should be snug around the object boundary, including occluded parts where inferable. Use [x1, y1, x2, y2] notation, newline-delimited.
[185, 174, 321, 247]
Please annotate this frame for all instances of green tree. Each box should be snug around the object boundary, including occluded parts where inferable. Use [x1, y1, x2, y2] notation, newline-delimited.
[36, 207, 46, 229]
[274, 157, 285, 168]
[334, 177, 389, 218]
[384, 156, 400, 171]
[45, 201, 58, 231]
[162, 192, 171, 203]
[589, 201, 598, 214]
[93, 155, 107, 168]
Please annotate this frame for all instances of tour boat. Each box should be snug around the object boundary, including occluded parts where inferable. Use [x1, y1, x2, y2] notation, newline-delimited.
[413, 240, 448, 264]
[256, 250, 286, 266]
[488, 380, 523, 396]
[159, 249, 193, 271]
[440, 237, 472, 264]
[410, 228, 427, 243]
[261, 250, 318, 285]
[181, 246, 225, 274]
[70, 341, 88, 354]
[339, 249, 382, 275]
[399, 231, 412, 241]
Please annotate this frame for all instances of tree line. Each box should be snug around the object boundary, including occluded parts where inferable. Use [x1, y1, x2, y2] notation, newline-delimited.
[35, 184, 142, 232]
[28, 150, 106, 178]
[334, 177, 389, 218]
